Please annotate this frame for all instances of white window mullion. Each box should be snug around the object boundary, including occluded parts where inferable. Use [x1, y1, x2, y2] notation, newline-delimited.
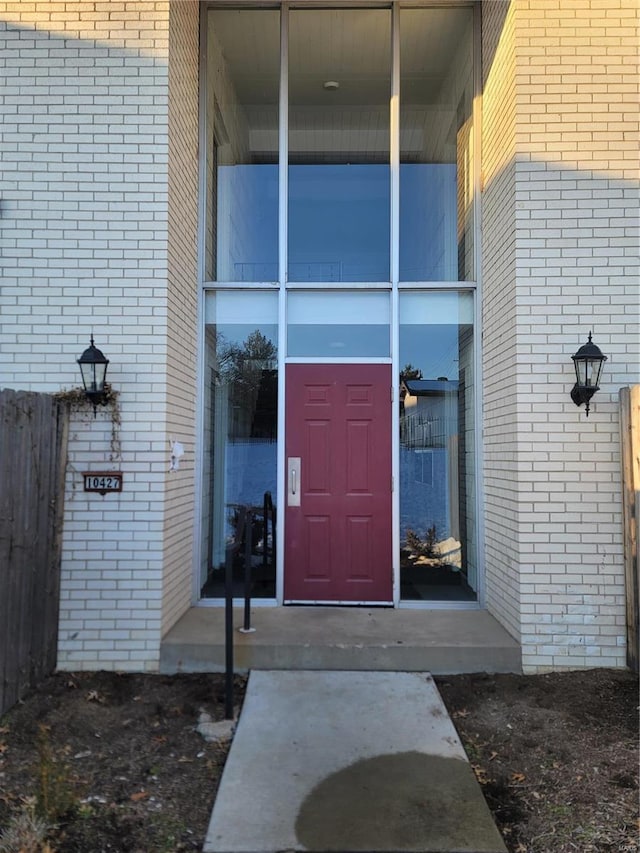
[472, 0, 485, 607]
[276, 2, 289, 605]
[391, 0, 400, 288]
[391, 0, 401, 606]
[279, 2, 288, 289]
[194, 2, 211, 603]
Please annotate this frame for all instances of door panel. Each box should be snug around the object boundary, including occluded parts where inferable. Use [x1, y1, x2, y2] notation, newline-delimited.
[285, 364, 392, 603]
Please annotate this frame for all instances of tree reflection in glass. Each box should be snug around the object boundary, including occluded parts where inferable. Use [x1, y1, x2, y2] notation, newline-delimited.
[202, 326, 278, 599]
[399, 293, 477, 602]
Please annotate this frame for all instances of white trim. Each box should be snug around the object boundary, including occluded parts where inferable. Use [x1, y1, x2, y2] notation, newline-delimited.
[390, 0, 400, 606]
[285, 281, 392, 290]
[390, 0, 400, 288]
[398, 280, 477, 290]
[277, 287, 286, 607]
[276, 3, 289, 605]
[279, 3, 288, 287]
[284, 600, 394, 607]
[193, 2, 209, 605]
[203, 281, 279, 290]
[471, 0, 485, 607]
[391, 283, 400, 607]
[285, 356, 392, 365]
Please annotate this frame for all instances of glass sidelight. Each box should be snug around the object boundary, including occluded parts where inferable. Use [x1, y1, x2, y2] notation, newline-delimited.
[399, 292, 477, 601]
[204, 9, 280, 282]
[399, 7, 475, 281]
[201, 292, 279, 599]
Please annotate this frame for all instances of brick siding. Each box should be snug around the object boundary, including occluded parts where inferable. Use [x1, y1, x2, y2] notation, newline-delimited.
[482, 0, 639, 670]
[0, 1, 198, 669]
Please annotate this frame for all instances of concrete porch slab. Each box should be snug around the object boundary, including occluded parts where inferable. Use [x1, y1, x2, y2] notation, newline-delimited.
[160, 606, 521, 675]
[203, 670, 507, 853]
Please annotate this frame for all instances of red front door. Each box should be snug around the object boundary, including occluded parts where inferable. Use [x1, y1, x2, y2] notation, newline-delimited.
[284, 364, 392, 603]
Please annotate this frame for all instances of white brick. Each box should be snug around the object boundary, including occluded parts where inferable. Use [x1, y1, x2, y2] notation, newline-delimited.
[482, 0, 637, 671]
[0, 0, 198, 671]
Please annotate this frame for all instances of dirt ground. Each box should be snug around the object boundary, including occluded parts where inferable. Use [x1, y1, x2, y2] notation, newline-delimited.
[437, 670, 638, 853]
[0, 668, 637, 853]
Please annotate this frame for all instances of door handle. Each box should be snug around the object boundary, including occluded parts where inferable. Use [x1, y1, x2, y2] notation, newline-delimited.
[288, 457, 301, 507]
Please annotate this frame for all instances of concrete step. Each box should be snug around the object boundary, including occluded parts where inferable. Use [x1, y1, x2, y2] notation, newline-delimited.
[160, 606, 521, 674]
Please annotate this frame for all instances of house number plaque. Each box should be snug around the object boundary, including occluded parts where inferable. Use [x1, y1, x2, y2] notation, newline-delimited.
[82, 472, 123, 495]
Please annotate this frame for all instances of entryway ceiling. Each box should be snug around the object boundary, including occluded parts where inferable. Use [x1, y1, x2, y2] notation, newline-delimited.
[212, 7, 469, 107]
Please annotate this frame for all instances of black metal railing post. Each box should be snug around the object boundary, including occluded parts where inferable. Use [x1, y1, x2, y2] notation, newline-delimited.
[239, 508, 255, 633]
[224, 507, 247, 720]
[224, 536, 234, 720]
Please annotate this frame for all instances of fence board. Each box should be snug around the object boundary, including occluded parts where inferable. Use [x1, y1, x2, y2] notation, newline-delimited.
[42, 403, 69, 683]
[619, 386, 640, 673]
[30, 395, 52, 685]
[0, 399, 10, 714]
[0, 390, 68, 716]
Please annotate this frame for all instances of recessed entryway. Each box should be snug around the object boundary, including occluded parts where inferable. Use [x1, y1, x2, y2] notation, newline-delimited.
[198, 3, 481, 610]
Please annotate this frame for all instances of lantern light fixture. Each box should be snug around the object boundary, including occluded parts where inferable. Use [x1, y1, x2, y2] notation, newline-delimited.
[77, 335, 109, 415]
[570, 332, 607, 417]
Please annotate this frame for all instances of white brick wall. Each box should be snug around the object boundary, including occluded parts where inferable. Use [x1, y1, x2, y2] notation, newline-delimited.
[482, 0, 639, 671]
[162, 0, 199, 634]
[0, 1, 197, 670]
[481, 0, 522, 643]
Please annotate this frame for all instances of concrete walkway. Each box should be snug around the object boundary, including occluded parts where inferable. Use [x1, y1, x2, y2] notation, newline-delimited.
[203, 671, 507, 853]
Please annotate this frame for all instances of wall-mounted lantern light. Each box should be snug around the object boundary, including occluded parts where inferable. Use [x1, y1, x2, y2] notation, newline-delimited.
[77, 335, 109, 415]
[570, 332, 607, 417]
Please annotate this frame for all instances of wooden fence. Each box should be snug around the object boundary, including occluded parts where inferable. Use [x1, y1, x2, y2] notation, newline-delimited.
[0, 390, 69, 716]
[620, 385, 640, 673]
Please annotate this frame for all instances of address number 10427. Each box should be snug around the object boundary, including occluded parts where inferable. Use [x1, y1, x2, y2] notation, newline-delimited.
[82, 472, 123, 494]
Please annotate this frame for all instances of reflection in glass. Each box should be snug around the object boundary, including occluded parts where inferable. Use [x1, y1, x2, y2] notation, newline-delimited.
[201, 293, 278, 598]
[288, 9, 391, 282]
[400, 7, 475, 281]
[399, 293, 476, 601]
[205, 10, 279, 281]
[287, 291, 390, 358]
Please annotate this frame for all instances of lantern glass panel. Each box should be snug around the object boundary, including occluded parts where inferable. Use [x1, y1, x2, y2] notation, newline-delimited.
[573, 358, 587, 388]
[79, 360, 107, 394]
[588, 359, 604, 388]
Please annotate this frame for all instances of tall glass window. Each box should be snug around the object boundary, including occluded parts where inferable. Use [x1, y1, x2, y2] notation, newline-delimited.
[202, 5, 479, 606]
[399, 7, 475, 281]
[399, 292, 476, 601]
[287, 291, 390, 358]
[205, 10, 280, 282]
[201, 292, 279, 599]
[288, 9, 391, 282]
